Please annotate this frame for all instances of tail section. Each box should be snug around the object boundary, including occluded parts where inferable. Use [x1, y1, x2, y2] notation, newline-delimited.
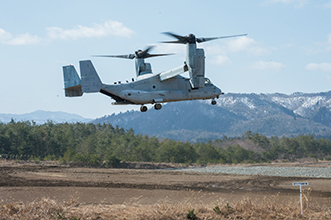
[80, 60, 102, 93]
[63, 65, 83, 97]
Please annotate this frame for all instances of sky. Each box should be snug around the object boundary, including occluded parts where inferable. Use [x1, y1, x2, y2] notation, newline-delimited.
[0, 0, 331, 119]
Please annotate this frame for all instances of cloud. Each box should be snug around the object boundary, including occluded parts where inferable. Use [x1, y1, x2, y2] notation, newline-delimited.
[322, 1, 331, 8]
[0, 28, 11, 41]
[0, 20, 134, 45]
[154, 43, 184, 55]
[227, 36, 270, 55]
[202, 36, 271, 66]
[262, 0, 308, 7]
[210, 55, 231, 66]
[157, 35, 270, 66]
[227, 36, 256, 52]
[328, 34, 331, 50]
[251, 61, 286, 70]
[303, 33, 331, 54]
[205, 36, 270, 56]
[306, 63, 331, 72]
[46, 20, 135, 40]
[8, 34, 41, 45]
[263, 0, 331, 8]
[0, 28, 41, 45]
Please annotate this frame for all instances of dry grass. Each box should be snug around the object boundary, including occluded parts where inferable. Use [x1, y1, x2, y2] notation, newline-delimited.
[1, 192, 330, 220]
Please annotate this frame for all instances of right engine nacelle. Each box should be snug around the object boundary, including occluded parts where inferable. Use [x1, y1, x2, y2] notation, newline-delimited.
[190, 48, 205, 88]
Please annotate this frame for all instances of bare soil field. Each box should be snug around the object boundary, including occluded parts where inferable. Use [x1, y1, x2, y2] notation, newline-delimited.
[1, 161, 331, 219]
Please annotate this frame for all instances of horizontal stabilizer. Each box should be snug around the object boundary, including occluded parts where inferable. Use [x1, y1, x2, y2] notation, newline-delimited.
[159, 64, 188, 81]
[63, 65, 83, 97]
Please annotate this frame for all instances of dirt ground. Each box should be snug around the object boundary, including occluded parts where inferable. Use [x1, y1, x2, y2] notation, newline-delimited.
[1, 161, 331, 208]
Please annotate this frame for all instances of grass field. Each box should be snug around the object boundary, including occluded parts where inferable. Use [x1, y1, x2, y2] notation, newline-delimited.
[1, 161, 331, 219]
[1, 194, 330, 219]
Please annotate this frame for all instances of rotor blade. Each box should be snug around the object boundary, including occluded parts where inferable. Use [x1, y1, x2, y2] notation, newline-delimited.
[145, 53, 174, 58]
[160, 40, 183, 44]
[136, 46, 174, 59]
[93, 45, 172, 60]
[196, 34, 247, 43]
[93, 54, 135, 59]
[136, 46, 156, 58]
[162, 32, 189, 44]
[143, 45, 155, 53]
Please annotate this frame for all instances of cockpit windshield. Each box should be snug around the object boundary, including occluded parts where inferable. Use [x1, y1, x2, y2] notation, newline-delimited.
[204, 78, 213, 86]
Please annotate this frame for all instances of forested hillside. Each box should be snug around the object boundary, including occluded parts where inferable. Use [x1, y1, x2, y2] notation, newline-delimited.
[1, 121, 331, 167]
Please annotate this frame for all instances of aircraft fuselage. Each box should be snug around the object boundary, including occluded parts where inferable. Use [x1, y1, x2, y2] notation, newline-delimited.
[100, 73, 222, 105]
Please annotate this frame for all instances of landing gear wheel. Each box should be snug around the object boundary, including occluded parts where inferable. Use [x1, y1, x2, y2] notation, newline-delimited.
[154, 103, 162, 110]
[140, 105, 148, 112]
[211, 100, 217, 105]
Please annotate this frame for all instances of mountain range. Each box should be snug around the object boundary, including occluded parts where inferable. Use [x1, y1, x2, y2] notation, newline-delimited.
[93, 91, 331, 142]
[0, 110, 91, 124]
[2, 91, 331, 142]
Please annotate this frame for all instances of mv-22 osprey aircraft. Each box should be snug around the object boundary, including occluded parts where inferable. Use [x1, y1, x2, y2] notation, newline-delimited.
[62, 32, 246, 112]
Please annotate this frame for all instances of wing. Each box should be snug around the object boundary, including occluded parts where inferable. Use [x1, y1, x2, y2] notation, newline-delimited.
[159, 64, 188, 81]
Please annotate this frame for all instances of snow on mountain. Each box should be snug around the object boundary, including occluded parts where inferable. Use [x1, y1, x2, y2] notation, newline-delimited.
[269, 92, 331, 118]
[216, 91, 331, 119]
[94, 91, 331, 141]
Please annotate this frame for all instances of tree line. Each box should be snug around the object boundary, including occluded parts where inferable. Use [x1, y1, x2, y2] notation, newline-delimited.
[1, 120, 331, 167]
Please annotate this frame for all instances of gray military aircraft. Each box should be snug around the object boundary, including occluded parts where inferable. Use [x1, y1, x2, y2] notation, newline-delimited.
[62, 32, 246, 112]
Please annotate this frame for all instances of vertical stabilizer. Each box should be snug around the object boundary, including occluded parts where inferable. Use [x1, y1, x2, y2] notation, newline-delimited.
[80, 60, 102, 93]
[63, 65, 83, 97]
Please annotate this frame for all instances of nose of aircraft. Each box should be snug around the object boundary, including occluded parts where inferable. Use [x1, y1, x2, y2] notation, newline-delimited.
[214, 86, 222, 96]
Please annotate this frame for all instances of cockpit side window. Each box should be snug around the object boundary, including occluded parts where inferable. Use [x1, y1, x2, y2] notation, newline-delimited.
[204, 78, 213, 86]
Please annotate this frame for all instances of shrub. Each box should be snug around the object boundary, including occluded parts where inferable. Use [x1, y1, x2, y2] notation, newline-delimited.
[105, 155, 121, 168]
[186, 209, 198, 220]
[44, 154, 57, 161]
[29, 156, 41, 164]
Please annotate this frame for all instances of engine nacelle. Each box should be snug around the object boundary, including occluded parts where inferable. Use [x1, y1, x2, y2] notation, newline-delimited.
[141, 62, 152, 75]
[189, 48, 205, 88]
[135, 58, 152, 76]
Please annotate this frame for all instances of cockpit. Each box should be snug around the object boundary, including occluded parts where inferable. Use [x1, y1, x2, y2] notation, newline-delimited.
[204, 78, 213, 86]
